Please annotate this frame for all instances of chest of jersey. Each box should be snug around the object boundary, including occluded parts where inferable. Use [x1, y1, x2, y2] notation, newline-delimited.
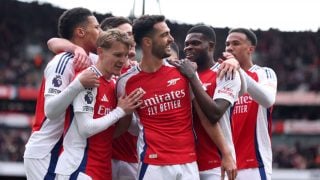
[126, 66, 191, 118]
[93, 78, 117, 118]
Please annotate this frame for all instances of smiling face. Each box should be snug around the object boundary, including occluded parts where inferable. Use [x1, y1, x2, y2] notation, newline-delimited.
[97, 41, 129, 77]
[184, 32, 212, 69]
[150, 21, 174, 59]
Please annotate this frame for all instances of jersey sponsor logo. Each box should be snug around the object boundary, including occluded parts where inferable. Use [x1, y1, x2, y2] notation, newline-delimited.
[84, 91, 94, 104]
[236, 95, 253, 104]
[97, 105, 111, 115]
[140, 89, 185, 115]
[101, 94, 109, 102]
[233, 94, 253, 114]
[167, 78, 180, 86]
[48, 88, 61, 94]
[52, 75, 62, 87]
[217, 87, 235, 98]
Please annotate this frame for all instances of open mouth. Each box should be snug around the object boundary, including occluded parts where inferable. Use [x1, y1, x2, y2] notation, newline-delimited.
[185, 52, 194, 59]
[115, 64, 123, 70]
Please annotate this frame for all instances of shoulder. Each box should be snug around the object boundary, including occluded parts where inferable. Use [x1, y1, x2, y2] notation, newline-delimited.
[46, 52, 74, 74]
[255, 65, 277, 78]
[117, 66, 140, 85]
[251, 65, 277, 81]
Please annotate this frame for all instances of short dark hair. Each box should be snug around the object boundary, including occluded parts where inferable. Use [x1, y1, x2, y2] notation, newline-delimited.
[100, 16, 131, 31]
[229, 28, 257, 46]
[187, 25, 216, 43]
[132, 15, 165, 46]
[58, 7, 93, 39]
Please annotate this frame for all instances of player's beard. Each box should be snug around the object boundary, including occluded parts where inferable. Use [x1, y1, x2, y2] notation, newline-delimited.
[152, 42, 171, 59]
[193, 50, 209, 68]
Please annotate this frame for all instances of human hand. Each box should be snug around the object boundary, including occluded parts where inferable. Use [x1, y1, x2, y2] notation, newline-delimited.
[217, 52, 240, 79]
[118, 88, 145, 114]
[73, 46, 92, 72]
[129, 60, 139, 66]
[77, 68, 100, 88]
[167, 59, 197, 79]
[221, 153, 237, 180]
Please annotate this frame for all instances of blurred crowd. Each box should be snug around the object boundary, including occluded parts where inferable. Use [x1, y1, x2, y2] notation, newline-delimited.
[0, 126, 29, 162]
[273, 141, 320, 169]
[1, 0, 319, 91]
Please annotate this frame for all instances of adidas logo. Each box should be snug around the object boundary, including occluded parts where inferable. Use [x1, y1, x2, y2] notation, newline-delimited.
[167, 78, 180, 86]
[101, 94, 108, 102]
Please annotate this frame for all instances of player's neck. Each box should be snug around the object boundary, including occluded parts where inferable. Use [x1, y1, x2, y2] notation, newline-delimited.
[139, 55, 163, 73]
[197, 59, 215, 72]
[95, 62, 112, 80]
[240, 59, 254, 71]
[72, 39, 90, 55]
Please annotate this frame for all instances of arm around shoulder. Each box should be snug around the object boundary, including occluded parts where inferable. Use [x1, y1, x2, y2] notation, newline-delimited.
[47, 37, 77, 54]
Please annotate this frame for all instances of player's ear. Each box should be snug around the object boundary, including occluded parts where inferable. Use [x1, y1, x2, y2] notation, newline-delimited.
[142, 37, 152, 47]
[208, 41, 215, 51]
[76, 27, 86, 38]
[248, 45, 255, 53]
[97, 47, 103, 56]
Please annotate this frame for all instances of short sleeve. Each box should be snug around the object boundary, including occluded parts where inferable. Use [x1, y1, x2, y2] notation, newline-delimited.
[213, 71, 241, 104]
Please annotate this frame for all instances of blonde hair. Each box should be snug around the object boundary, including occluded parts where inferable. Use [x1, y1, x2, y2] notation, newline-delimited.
[96, 28, 134, 49]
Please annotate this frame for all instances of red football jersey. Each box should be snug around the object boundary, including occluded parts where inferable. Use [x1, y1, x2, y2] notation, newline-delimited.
[117, 63, 197, 165]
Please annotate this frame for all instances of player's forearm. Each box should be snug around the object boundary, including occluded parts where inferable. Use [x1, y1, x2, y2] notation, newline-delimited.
[45, 78, 84, 119]
[194, 100, 233, 159]
[189, 76, 221, 123]
[237, 69, 248, 96]
[203, 121, 231, 158]
[47, 37, 77, 54]
[76, 107, 126, 138]
[201, 119, 232, 158]
[240, 69, 275, 107]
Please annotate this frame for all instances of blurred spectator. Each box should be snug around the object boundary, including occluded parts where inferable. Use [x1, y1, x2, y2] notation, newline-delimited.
[273, 140, 320, 169]
[0, 126, 30, 162]
[1, 0, 319, 91]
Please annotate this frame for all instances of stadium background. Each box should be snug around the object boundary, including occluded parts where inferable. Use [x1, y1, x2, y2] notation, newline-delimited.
[0, 0, 319, 179]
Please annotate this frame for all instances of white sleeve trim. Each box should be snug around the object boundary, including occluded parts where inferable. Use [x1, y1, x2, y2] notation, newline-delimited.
[75, 107, 126, 138]
[45, 78, 84, 119]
